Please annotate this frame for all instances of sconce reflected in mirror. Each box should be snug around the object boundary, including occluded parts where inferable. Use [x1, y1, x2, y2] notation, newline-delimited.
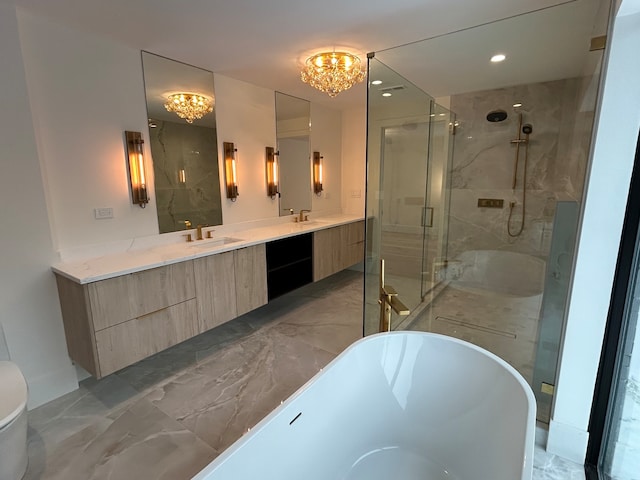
[224, 141, 239, 201]
[125, 131, 149, 208]
[313, 151, 323, 195]
[266, 146, 279, 198]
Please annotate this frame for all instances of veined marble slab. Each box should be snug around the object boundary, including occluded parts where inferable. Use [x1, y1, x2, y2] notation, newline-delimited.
[51, 213, 363, 284]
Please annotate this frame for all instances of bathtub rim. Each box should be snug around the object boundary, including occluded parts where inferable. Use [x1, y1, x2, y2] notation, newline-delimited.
[191, 331, 537, 480]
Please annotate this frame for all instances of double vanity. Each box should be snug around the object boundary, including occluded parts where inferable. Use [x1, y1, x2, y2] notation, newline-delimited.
[52, 215, 365, 378]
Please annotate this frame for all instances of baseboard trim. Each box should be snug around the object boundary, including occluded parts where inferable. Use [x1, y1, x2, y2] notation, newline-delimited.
[26, 363, 78, 410]
[547, 418, 589, 465]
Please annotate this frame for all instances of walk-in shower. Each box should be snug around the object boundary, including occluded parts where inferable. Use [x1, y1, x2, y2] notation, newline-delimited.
[364, 0, 610, 424]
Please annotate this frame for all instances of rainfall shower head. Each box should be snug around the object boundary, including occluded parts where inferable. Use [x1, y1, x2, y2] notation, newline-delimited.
[486, 109, 508, 122]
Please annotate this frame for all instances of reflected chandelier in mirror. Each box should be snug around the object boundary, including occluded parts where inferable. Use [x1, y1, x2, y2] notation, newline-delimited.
[141, 51, 223, 234]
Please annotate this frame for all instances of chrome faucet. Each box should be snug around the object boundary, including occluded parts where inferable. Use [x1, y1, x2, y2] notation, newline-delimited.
[298, 209, 311, 222]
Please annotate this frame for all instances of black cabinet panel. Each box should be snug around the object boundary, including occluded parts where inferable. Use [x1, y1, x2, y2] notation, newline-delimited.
[266, 233, 313, 300]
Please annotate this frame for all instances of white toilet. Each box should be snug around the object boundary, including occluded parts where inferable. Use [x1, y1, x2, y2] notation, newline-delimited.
[0, 326, 28, 480]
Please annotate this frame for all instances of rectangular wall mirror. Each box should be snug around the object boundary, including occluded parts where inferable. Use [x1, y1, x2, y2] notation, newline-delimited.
[141, 51, 223, 233]
[275, 92, 311, 216]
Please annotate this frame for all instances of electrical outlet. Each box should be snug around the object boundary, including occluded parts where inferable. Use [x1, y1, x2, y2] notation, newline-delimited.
[94, 207, 113, 219]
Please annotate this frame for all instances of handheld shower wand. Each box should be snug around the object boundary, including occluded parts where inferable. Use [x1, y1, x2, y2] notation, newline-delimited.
[508, 115, 532, 237]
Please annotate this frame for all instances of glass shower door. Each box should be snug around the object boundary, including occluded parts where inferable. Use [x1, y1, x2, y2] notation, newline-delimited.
[421, 104, 454, 302]
[364, 57, 437, 336]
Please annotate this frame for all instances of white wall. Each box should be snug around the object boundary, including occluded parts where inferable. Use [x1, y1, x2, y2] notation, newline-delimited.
[341, 107, 367, 216]
[311, 103, 343, 215]
[17, 9, 158, 253]
[547, 5, 640, 463]
[214, 74, 278, 224]
[0, 5, 78, 408]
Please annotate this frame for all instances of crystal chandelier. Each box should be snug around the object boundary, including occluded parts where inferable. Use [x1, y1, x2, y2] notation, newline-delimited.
[301, 51, 365, 98]
[164, 93, 214, 123]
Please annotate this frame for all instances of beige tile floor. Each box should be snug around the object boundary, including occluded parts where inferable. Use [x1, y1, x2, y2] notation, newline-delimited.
[23, 268, 583, 480]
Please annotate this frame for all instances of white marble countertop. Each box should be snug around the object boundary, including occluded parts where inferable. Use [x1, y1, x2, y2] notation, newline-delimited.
[52, 214, 364, 284]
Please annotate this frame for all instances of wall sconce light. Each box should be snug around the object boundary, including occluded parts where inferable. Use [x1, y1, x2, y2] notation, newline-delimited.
[313, 151, 323, 195]
[178, 168, 186, 184]
[223, 141, 239, 201]
[125, 131, 149, 208]
[266, 146, 279, 198]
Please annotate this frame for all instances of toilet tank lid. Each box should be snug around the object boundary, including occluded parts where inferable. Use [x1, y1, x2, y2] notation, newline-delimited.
[0, 361, 27, 428]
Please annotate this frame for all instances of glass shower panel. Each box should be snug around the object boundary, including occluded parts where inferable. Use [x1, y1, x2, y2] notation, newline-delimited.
[364, 58, 434, 337]
[422, 103, 454, 301]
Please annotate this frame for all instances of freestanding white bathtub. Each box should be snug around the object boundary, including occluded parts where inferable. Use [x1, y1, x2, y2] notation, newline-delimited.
[192, 332, 536, 480]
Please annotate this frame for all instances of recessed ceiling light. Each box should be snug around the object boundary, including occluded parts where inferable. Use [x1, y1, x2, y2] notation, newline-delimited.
[430, 114, 436, 117]
[513, 102, 522, 108]
[491, 54, 506, 63]
[382, 92, 392, 97]
[439, 113, 446, 117]
[371, 80, 382, 85]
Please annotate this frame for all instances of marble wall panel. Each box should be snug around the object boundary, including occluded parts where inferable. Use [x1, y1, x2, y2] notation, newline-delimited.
[448, 77, 595, 260]
[150, 119, 222, 233]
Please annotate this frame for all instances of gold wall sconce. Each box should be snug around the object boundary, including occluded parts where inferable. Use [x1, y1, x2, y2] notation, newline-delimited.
[125, 131, 149, 208]
[223, 141, 239, 201]
[178, 168, 186, 184]
[313, 151, 323, 195]
[266, 146, 279, 198]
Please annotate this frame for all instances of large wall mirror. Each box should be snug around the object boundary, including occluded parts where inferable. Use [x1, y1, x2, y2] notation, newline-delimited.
[275, 92, 311, 216]
[141, 51, 223, 233]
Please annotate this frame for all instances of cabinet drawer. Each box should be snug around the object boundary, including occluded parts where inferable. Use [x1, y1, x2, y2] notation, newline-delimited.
[88, 261, 196, 331]
[95, 298, 198, 376]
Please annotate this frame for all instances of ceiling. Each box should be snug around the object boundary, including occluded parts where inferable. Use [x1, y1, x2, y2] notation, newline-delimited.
[4, 0, 608, 110]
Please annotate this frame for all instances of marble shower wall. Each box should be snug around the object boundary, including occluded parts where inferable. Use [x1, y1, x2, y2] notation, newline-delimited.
[448, 77, 595, 259]
[150, 119, 223, 233]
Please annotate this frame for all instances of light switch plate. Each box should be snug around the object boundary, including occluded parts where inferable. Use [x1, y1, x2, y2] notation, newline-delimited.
[94, 207, 114, 219]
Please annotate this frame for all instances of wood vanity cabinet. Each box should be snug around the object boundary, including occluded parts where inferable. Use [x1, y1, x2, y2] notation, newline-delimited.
[313, 220, 365, 281]
[194, 244, 268, 331]
[234, 244, 268, 316]
[55, 261, 198, 378]
[54, 222, 362, 378]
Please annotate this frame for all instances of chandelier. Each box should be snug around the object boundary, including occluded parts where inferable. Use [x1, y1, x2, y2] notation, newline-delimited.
[301, 51, 365, 98]
[164, 92, 214, 123]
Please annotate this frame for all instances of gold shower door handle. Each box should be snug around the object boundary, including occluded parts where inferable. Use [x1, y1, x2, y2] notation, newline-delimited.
[379, 259, 411, 332]
[422, 207, 434, 227]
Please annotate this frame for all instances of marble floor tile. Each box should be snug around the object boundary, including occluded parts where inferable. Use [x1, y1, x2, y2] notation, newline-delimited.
[24, 268, 584, 480]
[144, 329, 335, 454]
[533, 443, 586, 479]
[25, 398, 215, 480]
[27, 374, 139, 447]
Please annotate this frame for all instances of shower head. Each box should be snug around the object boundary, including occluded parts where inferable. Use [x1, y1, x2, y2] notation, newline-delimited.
[486, 109, 508, 122]
[522, 123, 533, 135]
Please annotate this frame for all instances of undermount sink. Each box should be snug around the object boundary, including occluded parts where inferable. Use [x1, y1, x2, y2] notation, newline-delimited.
[293, 220, 326, 226]
[188, 236, 243, 249]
